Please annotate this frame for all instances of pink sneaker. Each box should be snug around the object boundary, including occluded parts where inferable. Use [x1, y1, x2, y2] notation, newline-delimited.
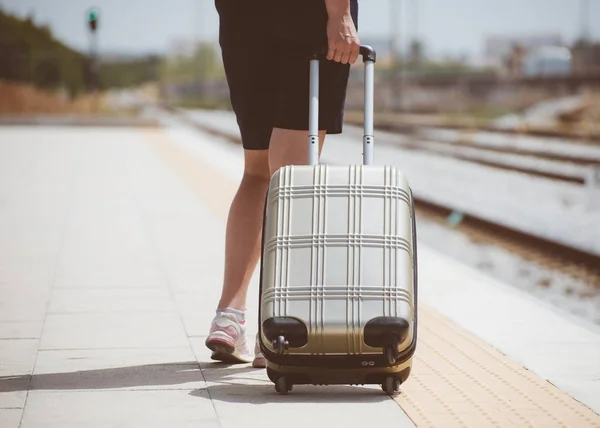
[205, 311, 253, 364]
[252, 334, 266, 368]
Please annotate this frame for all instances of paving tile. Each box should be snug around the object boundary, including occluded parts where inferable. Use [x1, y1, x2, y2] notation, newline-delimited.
[176, 280, 260, 339]
[32, 348, 204, 391]
[54, 207, 165, 288]
[190, 336, 239, 365]
[0, 286, 51, 322]
[53, 259, 165, 289]
[0, 269, 54, 292]
[0, 339, 39, 376]
[518, 342, 600, 379]
[0, 322, 44, 339]
[0, 299, 49, 322]
[0, 221, 61, 259]
[0, 373, 29, 411]
[0, 409, 23, 428]
[20, 390, 219, 428]
[166, 265, 223, 292]
[207, 383, 413, 428]
[47, 288, 176, 314]
[0, 390, 28, 409]
[175, 294, 220, 338]
[39, 313, 189, 350]
[550, 380, 600, 416]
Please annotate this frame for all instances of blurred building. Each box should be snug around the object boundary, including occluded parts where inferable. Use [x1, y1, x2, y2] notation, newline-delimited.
[484, 34, 565, 71]
[572, 42, 600, 74]
[521, 46, 572, 77]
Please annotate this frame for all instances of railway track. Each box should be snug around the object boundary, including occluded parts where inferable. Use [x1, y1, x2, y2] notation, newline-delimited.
[414, 199, 600, 289]
[382, 138, 588, 184]
[179, 113, 600, 290]
[342, 118, 600, 185]
[413, 134, 600, 166]
[343, 110, 600, 144]
[376, 131, 598, 186]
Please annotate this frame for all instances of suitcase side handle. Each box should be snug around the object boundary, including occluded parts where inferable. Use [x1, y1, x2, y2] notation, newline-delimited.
[308, 45, 377, 166]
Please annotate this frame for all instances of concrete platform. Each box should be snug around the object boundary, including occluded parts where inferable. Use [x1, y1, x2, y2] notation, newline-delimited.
[1, 122, 599, 427]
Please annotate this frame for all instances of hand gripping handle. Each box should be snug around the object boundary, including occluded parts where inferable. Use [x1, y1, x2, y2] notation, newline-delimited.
[308, 45, 377, 166]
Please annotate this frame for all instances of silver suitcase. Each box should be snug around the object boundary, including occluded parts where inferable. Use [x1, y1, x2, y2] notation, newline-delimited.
[258, 46, 418, 395]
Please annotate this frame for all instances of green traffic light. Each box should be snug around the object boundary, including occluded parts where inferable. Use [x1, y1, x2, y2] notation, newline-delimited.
[88, 9, 99, 22]
[87, 7, 99, 31]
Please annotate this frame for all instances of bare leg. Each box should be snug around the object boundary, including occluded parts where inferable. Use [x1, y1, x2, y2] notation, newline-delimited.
[217, 149, 270, 310]
[269, 128, 326, 174]
[208, 129, 327, 364]
[217, 129, 325, 310]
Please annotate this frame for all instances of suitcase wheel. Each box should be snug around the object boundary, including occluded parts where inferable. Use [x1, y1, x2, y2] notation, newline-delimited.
[381, 376, 400, 395]
[275, 376, 292, 395]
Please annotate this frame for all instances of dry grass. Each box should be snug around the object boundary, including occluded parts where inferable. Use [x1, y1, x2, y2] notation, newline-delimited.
[555, 90, 600, 137]
[0, 80, 108, 115]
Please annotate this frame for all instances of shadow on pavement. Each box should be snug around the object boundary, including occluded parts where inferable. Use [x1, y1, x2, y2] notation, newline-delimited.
[0, 361, 394, 403]
[191, 383, 393, 404]
[0, 361, 253, 392]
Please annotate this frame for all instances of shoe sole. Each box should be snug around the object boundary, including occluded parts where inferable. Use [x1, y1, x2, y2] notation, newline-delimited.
[206, 336, 252, 364]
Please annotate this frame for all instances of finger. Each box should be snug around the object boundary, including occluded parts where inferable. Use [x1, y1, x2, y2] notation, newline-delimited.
[340, 49, 350, 64]
[333, 48, 343, 63]
[326, 44, 336, 60]
[354, 42, 362, 63]
[348, 47, 360, 65]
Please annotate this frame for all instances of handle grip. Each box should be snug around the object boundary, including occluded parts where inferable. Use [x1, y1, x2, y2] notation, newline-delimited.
[311, 45, 377, 63]
[308, 45, 376, 166]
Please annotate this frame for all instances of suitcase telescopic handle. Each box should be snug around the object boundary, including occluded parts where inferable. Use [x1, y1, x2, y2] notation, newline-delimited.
[308, 45, 377, 166]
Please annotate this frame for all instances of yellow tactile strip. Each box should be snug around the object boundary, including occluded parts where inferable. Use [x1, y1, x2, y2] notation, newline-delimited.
[145, 128, 600, 427]
[397, 307, 600, 427]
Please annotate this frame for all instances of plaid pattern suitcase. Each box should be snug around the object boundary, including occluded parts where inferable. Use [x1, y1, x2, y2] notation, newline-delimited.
[258, 46, 418, 395]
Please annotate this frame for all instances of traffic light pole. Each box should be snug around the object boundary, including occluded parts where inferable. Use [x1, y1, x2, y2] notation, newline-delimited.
[87, 7, 100, 112]
[89, 30, 98, 92]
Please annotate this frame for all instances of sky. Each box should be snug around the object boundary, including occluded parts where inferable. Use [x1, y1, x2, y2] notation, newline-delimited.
[1, 0, 599, 59]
